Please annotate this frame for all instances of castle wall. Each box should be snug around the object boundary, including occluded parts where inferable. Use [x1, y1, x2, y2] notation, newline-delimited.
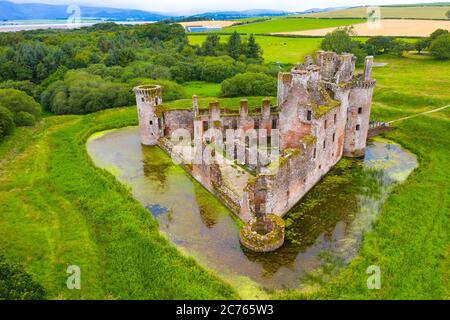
[163, 110, 194, 138]
[135, 51, 376, 223]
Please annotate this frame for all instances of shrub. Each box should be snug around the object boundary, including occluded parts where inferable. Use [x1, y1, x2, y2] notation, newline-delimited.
[220, 72, 276, 97]
[15, 111, 35, 126]
[41, 70, 133, 114]
[0, 89, 41, 125]
[0, 255, 46, 300]
[0, 80, 37, 98]
[170, 62, 201, 83]
[200, 56, 239, 83]
[429, 34, 450, 60]
[0, 106, 15, 140]
[127, 78, 185, 101]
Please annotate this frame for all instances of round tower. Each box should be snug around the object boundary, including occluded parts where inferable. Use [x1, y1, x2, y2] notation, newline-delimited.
[344, 57, 376, 157]
[133, 85, 163, 146]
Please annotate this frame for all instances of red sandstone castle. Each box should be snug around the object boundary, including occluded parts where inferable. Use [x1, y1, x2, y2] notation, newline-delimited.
[134, 51, 376, 252]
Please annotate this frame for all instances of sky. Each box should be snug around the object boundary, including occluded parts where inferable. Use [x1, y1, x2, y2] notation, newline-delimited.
[5, 0, 445, 15]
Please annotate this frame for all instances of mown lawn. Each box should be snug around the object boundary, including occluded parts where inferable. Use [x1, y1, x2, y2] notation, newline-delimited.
[223, 18, 364, 34]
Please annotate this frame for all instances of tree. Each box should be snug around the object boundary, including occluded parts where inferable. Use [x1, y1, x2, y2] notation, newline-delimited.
[446, 10, 450, 19]
[429, 34, 450, 60]
[41, 70, 132, 114]
[321, 27, 356, 54]
[0, 106, 14, 140]
[429, 29, 449, 41]
[200, 56, 239, 83]
[200, 34, 220, 56]
[246, 34, 262, 59]
[415, 39, 428, 54]
[0, 255, 46, 300]
[0, 89, 41, 126]
[227, 32, 242, 59]
[220, 72, 276, 97]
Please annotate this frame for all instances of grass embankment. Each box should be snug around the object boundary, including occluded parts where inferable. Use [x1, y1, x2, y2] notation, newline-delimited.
[279, 55, 450, 299]
[223, 18, 364, 34]
[0, 108, 238, 299]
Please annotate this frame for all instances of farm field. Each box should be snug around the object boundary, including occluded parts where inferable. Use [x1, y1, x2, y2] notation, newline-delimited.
[221, 17, 364, 34]
[178, 20, 236, 28]
[299, 5, 450, 19]
[188, 34, 323, 64]
[275, 19, 450, 37]
[0, 49, 448, 299]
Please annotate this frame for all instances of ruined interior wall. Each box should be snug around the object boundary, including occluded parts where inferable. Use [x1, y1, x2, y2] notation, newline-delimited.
[163, 110, 194, 138]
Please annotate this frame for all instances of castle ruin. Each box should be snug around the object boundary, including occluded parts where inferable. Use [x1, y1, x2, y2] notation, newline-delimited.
[133, 51, 376, 252]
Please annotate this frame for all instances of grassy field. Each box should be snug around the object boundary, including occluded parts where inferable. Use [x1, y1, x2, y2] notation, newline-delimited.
[299, 5, 450, 19]
[222, 18, 364, 34]
[0, 38, 449, 299]
[189, 34, 323, 64]
[183, 81, 221, 97]
[0, 107, 241, 299]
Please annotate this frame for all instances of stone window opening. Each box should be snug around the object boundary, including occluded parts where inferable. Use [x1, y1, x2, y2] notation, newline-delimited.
[232, 119, 237, 130]
[141, 97, 145, 102]
[356, 124, 360, 131]
[324, 120, 327, 129]
[254, 119, 259, 130]
[323, 140, 326, 150]
[332, 132, 336, 142]
[272, 118, 277, 129]
[204, 121, 209, 131]
[358, 107, 363, 114]
[158, 118, 162, 130]
[307, 110, 312, 121]
[334, 113, 337, 124]
[313, 148, 316, 159]
[149, 120, 153, 126]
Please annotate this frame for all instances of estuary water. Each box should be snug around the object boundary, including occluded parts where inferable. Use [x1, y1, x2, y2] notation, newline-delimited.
[87, 126, 417, 293]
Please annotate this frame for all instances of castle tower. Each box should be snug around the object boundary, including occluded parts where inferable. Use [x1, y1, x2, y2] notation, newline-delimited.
[343, 56, 376, 157]
[133, 85, 163, 146]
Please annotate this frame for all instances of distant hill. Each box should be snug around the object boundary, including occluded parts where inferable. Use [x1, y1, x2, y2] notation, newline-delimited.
[0, 0, 168, 21]
[186, 9, 289, 20]
[298, 3, 450, 20]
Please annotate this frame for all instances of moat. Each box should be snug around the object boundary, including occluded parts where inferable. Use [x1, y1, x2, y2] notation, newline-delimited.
[87, 126, 417, 292]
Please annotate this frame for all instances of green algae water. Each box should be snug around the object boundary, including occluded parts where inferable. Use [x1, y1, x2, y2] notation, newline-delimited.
[86, 127, 417, 291]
